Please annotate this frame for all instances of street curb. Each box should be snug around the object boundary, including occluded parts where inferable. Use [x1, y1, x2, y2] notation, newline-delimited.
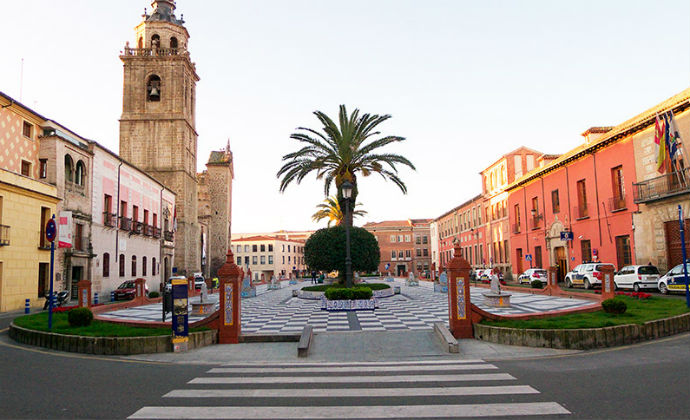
[8, 323, 217, 355]
[473, 312, 690, 349]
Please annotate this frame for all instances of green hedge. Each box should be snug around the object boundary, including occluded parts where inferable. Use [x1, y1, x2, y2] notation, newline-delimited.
[325, 287, 373, 300]
[303, 283, 390, 292]
[356, 283, 390, 291]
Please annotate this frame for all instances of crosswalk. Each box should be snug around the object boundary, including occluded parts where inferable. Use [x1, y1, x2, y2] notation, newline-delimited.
[128, 360, 570, 419]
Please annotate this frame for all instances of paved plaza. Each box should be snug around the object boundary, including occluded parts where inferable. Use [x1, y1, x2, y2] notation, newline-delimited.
[97, 279, 597, 333]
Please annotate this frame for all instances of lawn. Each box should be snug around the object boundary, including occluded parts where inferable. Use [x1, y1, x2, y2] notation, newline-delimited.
[13, 311, 208, 337]
[481, 295, 689, 329]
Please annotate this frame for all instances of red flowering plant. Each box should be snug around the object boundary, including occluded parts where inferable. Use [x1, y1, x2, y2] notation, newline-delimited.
[615, 291, 651, 299]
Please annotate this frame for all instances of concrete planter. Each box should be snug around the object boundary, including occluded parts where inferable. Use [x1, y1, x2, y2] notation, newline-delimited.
[9, 323, 217, 355]
[473, 312, 690, 349]
[321, 297, 378, 311]
[298, 290, 325, 300]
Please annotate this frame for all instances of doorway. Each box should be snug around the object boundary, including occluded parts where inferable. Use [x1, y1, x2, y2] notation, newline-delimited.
[554, 246, 567, 281]
[71, 266, 83, 300]
[397, 264, 406, 276]
[38, 263, 49, 298]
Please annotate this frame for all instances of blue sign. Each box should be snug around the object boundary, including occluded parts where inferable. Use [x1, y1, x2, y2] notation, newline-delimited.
[171, 279, 188, 338]
[45, 219, 56, 242]
[385, 263, 390, 270]
[560, 231, 574, 241]
[525, 254, 532, 262]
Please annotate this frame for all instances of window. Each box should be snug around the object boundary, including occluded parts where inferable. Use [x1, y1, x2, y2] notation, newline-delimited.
[268, 244, 273, 252]
[142, 256, 147, 276]
[398, 251, 404, 259]
[153, 213, 157, 228]
[20, 160, 31, 177]
[405, 235, 411, 242]
[39, 207, 50, 249]
[252, 245, 257, 252]
[252, 256, 258, 265]
[581, 240, 592, 263]
[244, 256, 249, 265]
[611, 166, 625, 210]
[23, 121, 33, 138]
[103, 253, 110, 277]
[534, 246, 542, 268]
[390, 235, 396, 243]
[39, 159, 47, 178]
[152, 257, 156, 276]
[422, 236, 428, 244]
[282, 245, 285, 252]
[74, 223, 84, 251]
[131, 256, 137, 276]
[415, 235, 421, 244]
[120, 200, 127, 218]
[416, 248, 421, 257]
[237, 257, 241, 265]
[147, 75, 161, 101]
[577, 179, 588, 218]
[405, 250, 411, 259]
[260, 255, 266, 264]
[244, 245, 249, 252]
[132, 205, 139, 223]
[282, 256, 285, 264]
[531, 197, 539, 220]
[398, 235, 403, 242]
[260, 244, 265, 252]
[75, 161, 86, 186]
[268, 255, 273, 264]
[64, 155, 74, 182]
[144, 209, 149, 225]
[423, 248, 428, 257]
[119, 254, 125, 277]
[288, 245, 291, 252]
[170, 36, 178, 50]
[391, 250, 396, 259]
[288, 256, 291, 263]
[514, 204, 521, 231]
[615, 235, 632, 269]
[504, 240, 509, 263]
[551, 190, 560, 213]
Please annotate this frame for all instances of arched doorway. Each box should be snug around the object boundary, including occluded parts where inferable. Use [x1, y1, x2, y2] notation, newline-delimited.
[547, 219, 570, 282]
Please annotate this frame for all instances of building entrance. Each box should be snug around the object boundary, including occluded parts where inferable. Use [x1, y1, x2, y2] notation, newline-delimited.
[70, 266, 83, 300]
[554, 246, 567, 281]
[397, 264, 406, 276]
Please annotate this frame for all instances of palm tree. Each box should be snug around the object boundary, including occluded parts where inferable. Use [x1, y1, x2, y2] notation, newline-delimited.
[311, 196, 367, 227]
[277, 105, 415, 225]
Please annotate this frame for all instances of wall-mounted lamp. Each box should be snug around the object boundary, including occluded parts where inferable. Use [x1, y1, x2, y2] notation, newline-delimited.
[530, 209, 543, 221]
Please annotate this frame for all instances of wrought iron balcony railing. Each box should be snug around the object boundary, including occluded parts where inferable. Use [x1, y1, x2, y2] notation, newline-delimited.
[131, 221, 143, 235]
[164, 230, 174, 242]
[608, 194, 627, 212]
[119, 217, 132, 232]
[143, 224, 154, 237]
[103, 212, 117, 228]
[573, 205, 589, 220]
[633, 168, 690, 203]
[512, 223, 521, 234]
[153, 227, 161, 239]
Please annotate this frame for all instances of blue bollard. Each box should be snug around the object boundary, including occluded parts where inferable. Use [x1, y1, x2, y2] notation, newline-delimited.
[25, 298, 30, 314]
[110, 291, 115, 302]
[94, 292, 99, 305]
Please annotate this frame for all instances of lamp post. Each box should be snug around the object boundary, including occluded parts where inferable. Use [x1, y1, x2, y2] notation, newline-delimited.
[341, 181, 354, 288]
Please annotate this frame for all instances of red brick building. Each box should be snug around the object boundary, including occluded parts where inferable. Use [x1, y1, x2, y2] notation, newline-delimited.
[364, 219, 432, 276]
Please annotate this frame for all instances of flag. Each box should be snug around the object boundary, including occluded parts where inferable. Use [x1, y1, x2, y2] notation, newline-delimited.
[173, 206, 178, 232]
[668, 110, 683, 161]
[655, 114, 667, 173]
[663, 112, 677, 162]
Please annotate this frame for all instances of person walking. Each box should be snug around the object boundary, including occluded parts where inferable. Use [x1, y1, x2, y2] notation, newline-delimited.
[311, 270, 317, 284]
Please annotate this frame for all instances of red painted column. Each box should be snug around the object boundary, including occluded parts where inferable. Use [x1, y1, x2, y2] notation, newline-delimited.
[218, 249, 242, 344]
[546, 266, 562, 296]
[77, 280, 92, 308]
[599, 264, 616, 300]
[446, 243, 473, 338]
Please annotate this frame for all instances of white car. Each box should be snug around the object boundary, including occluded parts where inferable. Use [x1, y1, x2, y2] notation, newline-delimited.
[657, 263, 690, 294]
[564, 263, 615, 289]
[165, 275, 187, 292]
[518, 268, 548, 285]
[614, 265, 660, 291]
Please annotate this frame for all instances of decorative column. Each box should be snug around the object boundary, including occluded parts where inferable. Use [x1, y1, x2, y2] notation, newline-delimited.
[77, 280, 92, 308]
[135, 278, 147, 298]
[546, 266, 562, 296]
[446, 243, 473, 338]
[599, 264, 616, 300]
[218, 249, 242, 344]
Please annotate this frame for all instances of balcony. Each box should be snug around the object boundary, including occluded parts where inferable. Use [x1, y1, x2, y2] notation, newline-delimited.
[573, 205, 589, 220]
[131, 221, 143, 235]
[633, 168, 690, 203]
[119, 217, 132, 232]
[143, 224, 154, 237]
[0, 224, 9, 246]
[164, 230, 174, 242]
[512, 223, 521, 234]
[153, 227, 161, 239]
[122, 47, 183, 57]
[65, 181, 85, 196]
[608, 194, 627, 212]
[103, 212, 117, 228]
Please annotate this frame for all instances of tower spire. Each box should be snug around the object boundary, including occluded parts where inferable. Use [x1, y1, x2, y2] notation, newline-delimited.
[146, 0, 183, 25]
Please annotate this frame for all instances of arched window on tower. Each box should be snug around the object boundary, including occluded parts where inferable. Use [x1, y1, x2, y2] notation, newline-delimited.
[170, 37, 178, 54]
[137, 37, 143, 49]
[147, 75, 161, 102]
[75, 160, 86, 187]
[64, 155, 74, 183]
[151, 34, 160, 50]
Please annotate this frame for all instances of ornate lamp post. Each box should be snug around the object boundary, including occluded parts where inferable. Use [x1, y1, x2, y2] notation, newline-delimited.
[341, 181, 354, 288]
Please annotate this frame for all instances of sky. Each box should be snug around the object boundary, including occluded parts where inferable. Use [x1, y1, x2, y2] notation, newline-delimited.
[1, 1, 689, 233]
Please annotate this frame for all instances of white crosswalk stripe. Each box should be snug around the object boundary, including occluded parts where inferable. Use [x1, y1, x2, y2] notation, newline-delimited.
[128, 360, 571, 419]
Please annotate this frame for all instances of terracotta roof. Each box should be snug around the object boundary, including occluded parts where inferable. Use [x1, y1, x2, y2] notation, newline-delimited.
[507, 87, 690, 191]
[363, 220, 411, 228]
[232, 235, 278, 242]
[435, 194, 483, 221]
[581, 126, 614, 136]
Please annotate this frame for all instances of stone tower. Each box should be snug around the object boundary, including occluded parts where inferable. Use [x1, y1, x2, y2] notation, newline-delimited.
[119, 0, 201, 275]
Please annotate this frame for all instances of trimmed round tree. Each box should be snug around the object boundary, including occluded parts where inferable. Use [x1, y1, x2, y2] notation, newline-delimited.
[304, 226, 380, 284]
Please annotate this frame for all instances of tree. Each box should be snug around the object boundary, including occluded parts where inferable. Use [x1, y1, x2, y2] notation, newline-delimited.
[277, 105, 415, 225]
[311, 196, 367, 227]
[304, 226, 380, 282]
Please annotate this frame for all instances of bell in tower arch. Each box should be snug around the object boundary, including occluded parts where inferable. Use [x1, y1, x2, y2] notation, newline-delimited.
[147, 75, 161, 102]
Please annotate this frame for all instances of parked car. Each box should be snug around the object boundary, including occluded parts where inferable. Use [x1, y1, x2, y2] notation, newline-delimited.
[564, 263, 616, 289]
[194, 275, 206, 290]
[614, 265, 660, 291]
[518, 268, 548, 285]
[657, 263, 690, 294]
[113, 280, 149, 300]
[165, 275, 187, 292]
[477, 269, 505, 285]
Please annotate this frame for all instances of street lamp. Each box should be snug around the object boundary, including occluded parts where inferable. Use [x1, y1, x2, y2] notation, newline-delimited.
[341, 181, 354, 288]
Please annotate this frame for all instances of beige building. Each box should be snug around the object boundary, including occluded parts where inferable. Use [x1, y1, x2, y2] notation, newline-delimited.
[232, 235, 306, 281]
[119, 0, 232, 276]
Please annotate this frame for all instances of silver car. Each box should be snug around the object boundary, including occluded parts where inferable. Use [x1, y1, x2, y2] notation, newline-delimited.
[614, 265, 659, 292]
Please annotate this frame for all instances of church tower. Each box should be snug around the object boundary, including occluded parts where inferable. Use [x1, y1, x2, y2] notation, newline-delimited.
[119, 0, 200, 275]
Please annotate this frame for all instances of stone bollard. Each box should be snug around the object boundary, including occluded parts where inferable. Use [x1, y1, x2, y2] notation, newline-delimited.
[110, 291, 115, 302]
[218, 248, 242, 344]
[446, 243, 473, 338]
[25, 299, 30, 314]
[599, 264, 616, 300]
[78, 280, 92, 308]
[546, 266, 562, 296]
[94, 292, 99, 305]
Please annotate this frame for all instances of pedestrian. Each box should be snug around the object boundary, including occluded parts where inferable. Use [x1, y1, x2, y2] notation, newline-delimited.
[311, 270, 317, 284]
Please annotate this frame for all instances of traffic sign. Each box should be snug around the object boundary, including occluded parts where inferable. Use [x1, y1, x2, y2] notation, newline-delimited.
[560, 231, 574, 241]
[45, 219, 56, 242]
[525, 254, 532, 262]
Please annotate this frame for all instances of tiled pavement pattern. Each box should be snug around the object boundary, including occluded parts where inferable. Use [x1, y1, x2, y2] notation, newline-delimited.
[98, 279, 595, 333]
[128, 360, 570, 419]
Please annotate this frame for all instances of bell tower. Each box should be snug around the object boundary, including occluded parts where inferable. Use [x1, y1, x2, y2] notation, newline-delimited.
[119, 0, 201, 275]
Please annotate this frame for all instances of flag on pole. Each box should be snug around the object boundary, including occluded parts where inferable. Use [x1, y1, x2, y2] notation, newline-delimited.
[668, 110, 683, 161]
[655, 114, 667, 173]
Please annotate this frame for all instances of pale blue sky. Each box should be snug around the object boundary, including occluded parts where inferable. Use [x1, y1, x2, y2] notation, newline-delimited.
[1, 1, 688, 232]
